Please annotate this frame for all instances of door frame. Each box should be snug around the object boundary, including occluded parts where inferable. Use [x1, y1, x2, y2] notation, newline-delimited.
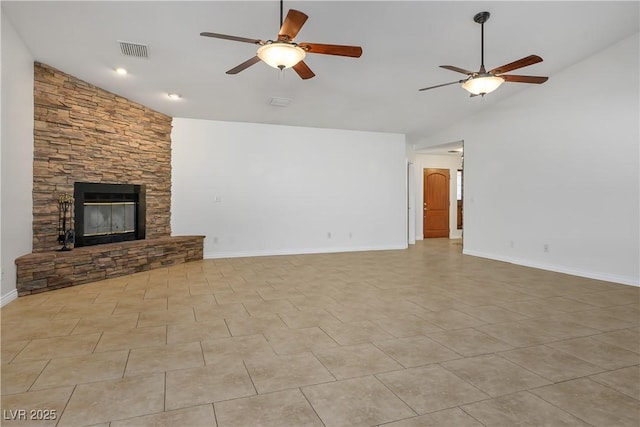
[407, 161, 416, 245]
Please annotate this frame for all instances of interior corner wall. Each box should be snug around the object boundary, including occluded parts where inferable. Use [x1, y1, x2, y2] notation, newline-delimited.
[416, 33, 640, 286]
[171, 118, 407, 258]
[1, 11, 34, 305]
[413, 154, 463, 241]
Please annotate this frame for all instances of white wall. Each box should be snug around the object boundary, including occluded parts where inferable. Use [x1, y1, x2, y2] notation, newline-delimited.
[171, 118, 407, 258]
[1, 10, 35, 305]
[412, 154, 463, 241]
[415, 33, 640, 286]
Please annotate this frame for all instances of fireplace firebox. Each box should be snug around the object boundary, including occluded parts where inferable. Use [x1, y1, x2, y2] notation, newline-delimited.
[74, 182, 146, 247]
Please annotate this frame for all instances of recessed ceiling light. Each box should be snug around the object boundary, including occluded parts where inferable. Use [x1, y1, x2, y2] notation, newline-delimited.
[167, 93, 182, 100]
[115, 67, 128, 75]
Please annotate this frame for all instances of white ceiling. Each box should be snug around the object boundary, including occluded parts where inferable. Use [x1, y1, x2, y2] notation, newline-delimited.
[3, 1, 638, 144]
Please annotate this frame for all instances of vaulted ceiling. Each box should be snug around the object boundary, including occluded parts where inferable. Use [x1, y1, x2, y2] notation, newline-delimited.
[3, 1, 638, 144]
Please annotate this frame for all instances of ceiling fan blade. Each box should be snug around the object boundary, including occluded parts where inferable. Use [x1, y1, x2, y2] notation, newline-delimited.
[226, 56, 262, 74]
[200, 32, 262, 45]
[278, 9, 308, 41]
[299, 43, 363, 57]
[418, 80, 464, 91]
[501, 74, 548, 84]
[440, 65, 475, 75]
[292, 61, 315, 79]
[490, 55, 543, 75]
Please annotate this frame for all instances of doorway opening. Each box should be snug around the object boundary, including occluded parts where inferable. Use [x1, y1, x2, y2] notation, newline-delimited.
[407, 161, 416, 245]
[412, 140, 464, 242]
[457, 169, 463, 230]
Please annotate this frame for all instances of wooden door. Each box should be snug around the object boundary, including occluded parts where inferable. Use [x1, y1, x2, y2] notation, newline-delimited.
[423, 168, 450, 238]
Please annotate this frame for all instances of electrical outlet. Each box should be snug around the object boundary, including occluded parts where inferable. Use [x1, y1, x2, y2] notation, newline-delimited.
[510, 240, 514, 248]
[327, 232, 332, 239]
[544, 243, 549, 253]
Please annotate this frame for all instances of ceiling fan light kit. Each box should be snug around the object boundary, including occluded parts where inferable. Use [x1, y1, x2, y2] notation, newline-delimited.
[462, 74, 505, 95]
[257, 42, 306, 69]
[419, 11, 548, 96]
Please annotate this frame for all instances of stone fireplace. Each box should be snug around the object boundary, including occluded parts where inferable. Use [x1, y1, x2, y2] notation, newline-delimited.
[30, 62, 172, 253]
[14, 63, 204, 296]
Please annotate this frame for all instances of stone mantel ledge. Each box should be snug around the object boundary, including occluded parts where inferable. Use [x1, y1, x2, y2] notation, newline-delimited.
[15, 236, 205, 296]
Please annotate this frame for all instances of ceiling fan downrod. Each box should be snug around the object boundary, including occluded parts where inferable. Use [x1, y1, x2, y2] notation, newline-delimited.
[474, 11, 490, 73]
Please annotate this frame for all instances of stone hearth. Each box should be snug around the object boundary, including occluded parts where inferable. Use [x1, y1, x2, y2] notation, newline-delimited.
[16, 236, 204, 296]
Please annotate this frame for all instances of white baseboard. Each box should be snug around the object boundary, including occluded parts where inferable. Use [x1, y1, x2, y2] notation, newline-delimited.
[204, 244, 408, 260]
[463, 249, 639, 287]
[1, 289, 18, 307]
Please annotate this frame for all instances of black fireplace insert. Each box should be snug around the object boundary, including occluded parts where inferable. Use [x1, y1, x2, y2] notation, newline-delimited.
[74, 182, 146, 247]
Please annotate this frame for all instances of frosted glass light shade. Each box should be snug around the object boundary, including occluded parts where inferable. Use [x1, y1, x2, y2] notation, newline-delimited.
[257, 43, 306, 69]
[462, 75, 505, 95]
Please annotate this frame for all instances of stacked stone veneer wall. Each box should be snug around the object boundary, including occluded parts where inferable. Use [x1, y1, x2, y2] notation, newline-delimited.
[33, 62, 172, 252]
[15, 63, 204, 296]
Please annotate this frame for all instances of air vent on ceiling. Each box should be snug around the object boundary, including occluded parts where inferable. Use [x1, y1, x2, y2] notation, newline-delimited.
[118, 40, 149, 59]
[269, 97, 291, 107]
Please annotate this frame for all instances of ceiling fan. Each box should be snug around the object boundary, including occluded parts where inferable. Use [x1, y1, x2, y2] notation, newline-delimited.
[200, 0, 362, 79]
[419, 11, 548, 96]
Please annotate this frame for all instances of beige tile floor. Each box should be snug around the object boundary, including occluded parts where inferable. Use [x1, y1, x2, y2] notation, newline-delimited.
[1, 239, 639, 426]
